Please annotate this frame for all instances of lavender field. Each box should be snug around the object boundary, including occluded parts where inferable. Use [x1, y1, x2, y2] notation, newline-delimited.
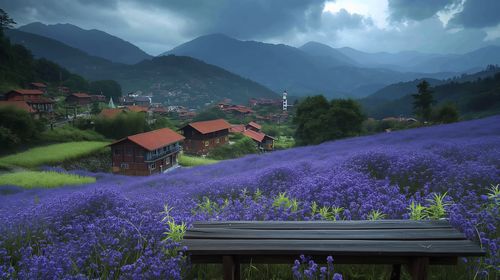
[1, 116, 499, 279]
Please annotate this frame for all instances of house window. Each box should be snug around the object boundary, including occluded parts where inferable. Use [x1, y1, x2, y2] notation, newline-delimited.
[120, 163, 129, 169]
[216, 138, 220, 144]
[114, 148, 121, 155]
[150, 163, 156, 170]
[126, 148, 133, 155]
[205, 141, 209, 147]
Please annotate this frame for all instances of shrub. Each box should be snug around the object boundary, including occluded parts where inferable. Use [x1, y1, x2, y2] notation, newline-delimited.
[209, 137, 259, 160]
[0, 106, 43, 147]
[94, 112, 148, 139]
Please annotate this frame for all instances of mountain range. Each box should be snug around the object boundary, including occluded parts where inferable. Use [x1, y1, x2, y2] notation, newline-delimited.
[18, 22, 152, 64]
[5, 29, 276, 106]
[163, 34, 459, 98]
[8, 22, 500, 107]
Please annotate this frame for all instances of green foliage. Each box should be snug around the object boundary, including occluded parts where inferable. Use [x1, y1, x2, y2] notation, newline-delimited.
[209, 137, 259, 160]
[149, 117, 177, 130]
[0, 141, 109, 168]
[412, 80, 435, 121]
[294, 95, 365, 145]
[0, 106, 43, 148]
[274, 136, 295, 150]
[319, 206, 344, 221]
[0, 8, 16, 30]
[433, 103, 459, 124]
[94, 112, 148, 139]
[272, 192, 299, 212]
[408, 201, 426, 220]
[193, 108, 226, 122]
[40, 125, 106, 142]
[424, 192, 450, 220]
[407, 193, 451, 221]
[0, 171, 95, 188]
[178, 154, 219, 167]
[89, 80, 122, 100]
[367, 210, 386, 221]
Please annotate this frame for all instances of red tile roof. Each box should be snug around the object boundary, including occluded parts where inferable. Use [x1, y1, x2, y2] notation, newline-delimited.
[99, 108, 127, 118]
[247, 121, 262, 130]
[186, 119, 231, 134]
[27, 97, 55, 104]
[243, 129, 266, 142]
[112, 128, 185, 151]
[11, 89, 44, 95]
[126, 105, 149, 113]
[71, 92, 92, 98]
[230, 124, 245, 133]
[0, 101, 35, 113]
[30, 82, 47, 88]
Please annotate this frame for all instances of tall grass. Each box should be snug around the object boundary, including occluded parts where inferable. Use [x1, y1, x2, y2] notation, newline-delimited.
[40, 125, 107, 142]
[0, 141, 109, 168]
[178, 154, 219, 167]
[0, 171, 95, 188]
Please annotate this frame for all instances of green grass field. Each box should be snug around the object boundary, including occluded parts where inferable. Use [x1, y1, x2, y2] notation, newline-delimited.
[0, 171, 95, 188]
[178, 154, 219, 167]
[0, 141, 109, 168]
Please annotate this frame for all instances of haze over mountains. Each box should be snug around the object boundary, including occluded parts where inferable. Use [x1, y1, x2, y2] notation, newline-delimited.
[7, 22, 500, 106]
[5, 29, 276, 106]
[18, 22, 152, 64]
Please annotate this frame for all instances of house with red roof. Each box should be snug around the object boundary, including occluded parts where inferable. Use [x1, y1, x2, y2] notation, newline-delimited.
[66, 93, 92, 106]
[243, 129, 276, 151]
[5, 89, 55, 116]
[246, 121, 262, 132]
[29, 82, 48, 93]
[109, 128, 185, 176]
[180, 119, 231, 155]
[99, 108, 128, 119]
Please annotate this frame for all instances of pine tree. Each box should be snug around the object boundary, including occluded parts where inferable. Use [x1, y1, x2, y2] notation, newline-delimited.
[412, 80, 434, 122]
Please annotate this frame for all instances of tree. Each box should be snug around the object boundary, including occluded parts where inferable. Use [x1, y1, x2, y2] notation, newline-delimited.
[293, 95, 330, 145]
[0, 106, 42, 147]
[0, 9, 16, 31]
[433, 103, 459, 124]
[90, 102, 101, 115]
[412, 80, 434, 121]
[293, 96, 365, 145]
[193, 107, 225, 122]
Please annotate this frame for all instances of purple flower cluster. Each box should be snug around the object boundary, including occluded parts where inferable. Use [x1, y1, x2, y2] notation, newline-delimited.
[292, 255, 342, 280]
[1, 116, 500, 278]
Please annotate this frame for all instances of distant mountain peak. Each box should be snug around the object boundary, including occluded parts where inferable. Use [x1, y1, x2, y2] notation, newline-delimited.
[18, 22, 152, 64]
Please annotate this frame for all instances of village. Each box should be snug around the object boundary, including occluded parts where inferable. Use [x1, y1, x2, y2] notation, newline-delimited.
[0, 81, 294, 176]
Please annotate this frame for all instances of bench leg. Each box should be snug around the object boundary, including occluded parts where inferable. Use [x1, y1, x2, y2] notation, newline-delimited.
[223, 256, 240, 280]
[409, 257, 429, 280]
[390, 264, 401, 280]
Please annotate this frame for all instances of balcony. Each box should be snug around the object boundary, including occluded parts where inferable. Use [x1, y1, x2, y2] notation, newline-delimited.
[145, 145, 182, 161]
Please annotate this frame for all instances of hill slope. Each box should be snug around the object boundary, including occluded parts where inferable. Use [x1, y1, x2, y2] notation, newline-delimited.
[163, 34, 454, 98]
[360, 70, 500, 118]
[18, 22, 152, 64]
[5, 30, 276, 106]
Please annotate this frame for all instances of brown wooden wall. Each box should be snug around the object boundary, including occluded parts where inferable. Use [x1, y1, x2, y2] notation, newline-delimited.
[181, 127, 229, 156]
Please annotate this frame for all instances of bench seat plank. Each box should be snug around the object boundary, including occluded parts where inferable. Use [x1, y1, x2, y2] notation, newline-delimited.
[182, 239, 485, 257]
[185, 228, 465, 240]
[192, 220, 453, 230]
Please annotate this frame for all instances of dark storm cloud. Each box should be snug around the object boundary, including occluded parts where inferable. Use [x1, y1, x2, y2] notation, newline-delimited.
[1, 0, 326, 39]
[388, 0, 456, 21]
[449, 0, 500, 28]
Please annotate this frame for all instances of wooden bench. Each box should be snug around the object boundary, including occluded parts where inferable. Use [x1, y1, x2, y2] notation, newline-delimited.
[182, 220, 485, 280]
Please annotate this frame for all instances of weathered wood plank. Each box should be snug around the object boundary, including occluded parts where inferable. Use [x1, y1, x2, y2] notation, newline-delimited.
[192, 220, 453, 230]
[184, 228, 465, 240]
[182, 239, 485, 257]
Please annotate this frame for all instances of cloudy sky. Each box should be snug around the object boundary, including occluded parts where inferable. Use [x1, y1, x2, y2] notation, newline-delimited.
[2, 0, 500, 55]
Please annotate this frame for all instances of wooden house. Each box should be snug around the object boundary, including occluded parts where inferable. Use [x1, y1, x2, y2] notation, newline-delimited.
[110, 128, 185, 176]
[99, 108, 128, 119]
[66, 93, 92, 106]
[246, 121, 262, 132]
[0, 101, 36, 115]
[29, 82, 47, 93]
[91, 95, 106, 103]
[180, 119, 231, 156]
[5, 89, 54, 116]
[243, 129, 275, 151]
